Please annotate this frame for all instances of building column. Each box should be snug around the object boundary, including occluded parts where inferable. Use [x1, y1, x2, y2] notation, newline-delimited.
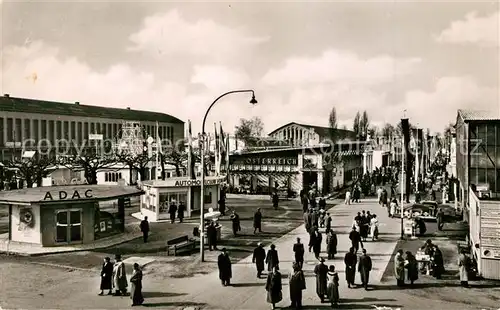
[363, 153, 368, 175]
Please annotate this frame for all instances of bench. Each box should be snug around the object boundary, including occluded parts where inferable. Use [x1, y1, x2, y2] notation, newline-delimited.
[167, 235, 196, 256]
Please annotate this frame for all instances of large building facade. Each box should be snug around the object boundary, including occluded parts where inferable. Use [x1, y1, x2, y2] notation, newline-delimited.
[455, 109, 500, 218]
[268, 122, 357, 147]
[0, 94, 184, 161]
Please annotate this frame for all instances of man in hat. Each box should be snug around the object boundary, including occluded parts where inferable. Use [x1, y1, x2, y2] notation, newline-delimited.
[358, 249, 372, 290]
[217, 248, 232, 286]
[112, 254, 128, 296]
[314, 258, 329, 303]
[253, 208, 263, 234]
[293, 237, 305, 269]
[140, 216, 149, 243]
[168, 201, 177, 224]
[252, 242, 266, 278]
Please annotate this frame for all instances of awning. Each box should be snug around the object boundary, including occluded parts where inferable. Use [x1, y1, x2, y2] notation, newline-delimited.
[230, 171, 299, 176]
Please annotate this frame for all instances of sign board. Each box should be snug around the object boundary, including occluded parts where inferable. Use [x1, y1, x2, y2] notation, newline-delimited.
[174, 178, 222, 187]
[231, 156, 298, 166]
[43, 189, 93, 201]
[480, 202, 500, 259]
[89, 134, 103, 140]
[403, 219, 413, 235]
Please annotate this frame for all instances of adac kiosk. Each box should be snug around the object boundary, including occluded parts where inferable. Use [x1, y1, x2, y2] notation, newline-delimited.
[0, 185, 143, 247]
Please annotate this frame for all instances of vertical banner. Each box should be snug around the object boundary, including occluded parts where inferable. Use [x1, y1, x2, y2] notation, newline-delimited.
[401, 118, 412, 201]
[214, 123, 220, 175]
[187, 120, 196, 180]
[219, 122, 226, 174]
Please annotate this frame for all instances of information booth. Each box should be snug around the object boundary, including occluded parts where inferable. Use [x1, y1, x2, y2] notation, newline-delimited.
[0, 185, 143, 247]
[139, 176, 225, 222]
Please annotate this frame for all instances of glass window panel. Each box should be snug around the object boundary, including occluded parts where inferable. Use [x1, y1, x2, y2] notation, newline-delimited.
[479, 148, 495, 168]
[487, 125, 496, 146]
[70, 225, 81, 242]
[69, 211, 81, 224]
[56, 211, 68, 224]
[477, 168, 487, 184]
[470, 153, 479, 167]
[56, 226, 68, 243]
[486, 168, 496, 193]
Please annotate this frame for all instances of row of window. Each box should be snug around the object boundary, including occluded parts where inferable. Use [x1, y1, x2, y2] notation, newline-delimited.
[104, 172, 123, 183]
[0, 117, 175, 146]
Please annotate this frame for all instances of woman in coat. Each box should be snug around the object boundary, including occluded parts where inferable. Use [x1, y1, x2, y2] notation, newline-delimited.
[327, 265, 340, 307]
[218, 248, 232, 286]
[458, 249, 470, 287]
[112, 254, 128, 296]
[314, 258, 329, 303]
[266, 244, 280, 272]
[394, 250, 405, 287]
[265, 266, 282, 310]
[370, 215, 379, 241]
[99, 257, 114, 295]
[289, 262, 306, 309]
[432, 246, 445, 279]
[405, 251, 419, 285]
[130, 263, 144, 306]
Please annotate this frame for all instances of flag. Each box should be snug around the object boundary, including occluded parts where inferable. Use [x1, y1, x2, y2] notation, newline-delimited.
[156, 122, 165, 180]
[225, 133, 230, 182]
[401, 118, 411, 201]
[219, 122, 226, 174]
[214, 123, 220, 175]
[188, 120, 196, 180]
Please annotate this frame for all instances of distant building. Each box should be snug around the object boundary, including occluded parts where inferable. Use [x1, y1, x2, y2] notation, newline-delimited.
[455, 109, 500, 218]
[268, 122, 357, 147]
[0, 94, 184, 161]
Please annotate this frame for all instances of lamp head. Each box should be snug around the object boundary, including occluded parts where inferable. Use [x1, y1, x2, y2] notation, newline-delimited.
[249, 95, 258, 105]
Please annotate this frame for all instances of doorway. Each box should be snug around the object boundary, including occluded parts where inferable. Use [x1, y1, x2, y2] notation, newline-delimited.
[303, 171, 318, 190]
[56, 209, 82, 244]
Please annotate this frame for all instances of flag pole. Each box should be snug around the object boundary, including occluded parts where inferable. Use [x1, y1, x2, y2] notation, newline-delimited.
[155, 121, 159, 180]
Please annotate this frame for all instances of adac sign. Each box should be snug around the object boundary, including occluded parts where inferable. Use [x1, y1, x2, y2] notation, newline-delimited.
[43, 189, 93, 201]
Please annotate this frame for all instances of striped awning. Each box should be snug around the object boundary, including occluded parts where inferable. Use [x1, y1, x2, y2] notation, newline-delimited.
[339, 150, 359, 156]
[230, 170, 299, 176]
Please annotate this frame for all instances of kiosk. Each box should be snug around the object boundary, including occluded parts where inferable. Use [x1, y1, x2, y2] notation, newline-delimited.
[0, 185, 143, 247]
[139, 176, 225, 222]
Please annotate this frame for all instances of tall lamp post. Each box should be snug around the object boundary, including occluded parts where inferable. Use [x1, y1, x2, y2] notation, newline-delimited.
[199, 90, 257, 262]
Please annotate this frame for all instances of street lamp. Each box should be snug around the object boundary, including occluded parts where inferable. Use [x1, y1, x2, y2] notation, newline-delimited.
[199, 89, 257, 262]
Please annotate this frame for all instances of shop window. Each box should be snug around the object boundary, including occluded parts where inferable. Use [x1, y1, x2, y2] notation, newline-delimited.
[487, 125, 496, 146]
[159, 192, 188, 214]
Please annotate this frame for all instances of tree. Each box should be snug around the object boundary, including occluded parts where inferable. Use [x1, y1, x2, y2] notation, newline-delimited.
[368, 125, 378, 139]
[328, 107, 338, 144]
[381, 123, 395, 141]
[6, 156, 55, 188]
[64, 151, 116, 185]
[118, 153, 152, 185]
[359, 111, 370, 140]
[162, 147, 188, 177]
[353, 112, 361, 138]
[235, 117, 264, 147]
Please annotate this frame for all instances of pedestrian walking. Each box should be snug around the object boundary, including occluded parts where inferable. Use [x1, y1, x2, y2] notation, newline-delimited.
[432, 246, 445, 279]
[289, 262, 306, 309]
[358, 249, 372, 290]
[253, 243, 266, 278]
[308, 226, 316, 253]
[349, 227, 363, 254]
[217, 248, 232, 286]
[394, 249, 405, 287]
[254, 208, 263, 234]
[325, 213, 332, 234]
[207, 221, 218, 251]
[230, 211, 241, 236]
[301, 195, 309, 213]
[140, 216, 149, 243]
[436, 208, 444, 231]
[405, 251, 419, 285]
[303, 210, 312, 232]
[311, 209, 319, 228]
[177, 202, 185, 223]
[293, 237, 305, 268]
[314, 258, 329, 303]
[389, 198, 397, 217]
[326, 265, 340, 308]
[458, 249, 470, 287]
[266, 244, 280, 272]
[130, 263, 144, 306]
[99, 257, 113, 296]
[370, 215, 379, 241]
[377, 187, 383, 204]
[265, 266, 283, 310]
[168, 202, 177, 224]
[312, 228, 323, 260]
[112, 254, 128, 296]
[326, 230, 338, 260]
[272, 192, 279, 210]
[218, 198, 226, 216]
[344, 247, 357, 288]
[345, 190, 351, 205]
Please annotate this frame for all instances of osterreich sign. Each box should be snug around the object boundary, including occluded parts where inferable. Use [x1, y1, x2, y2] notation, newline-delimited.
[240, 157, 298, 166]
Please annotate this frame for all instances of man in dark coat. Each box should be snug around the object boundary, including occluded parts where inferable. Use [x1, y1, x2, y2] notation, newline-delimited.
[252, 242, 266, 278]
[253, 208, 263, 234]
[218, 198, 226, 216]
[266, 244, 280, 272]
[272, 192, 279, 210]
[311, 210, 319, 228]
[177, 202, 185, 223]
[318, 198, 326, 210]
[436, 208, 444, 231]
[344, 247, 357, 288]
[304, 210, 312, 232]
[207, 221, 218, 251]
[308, 226, 316, 253]
[293, 237, 305, 268]
[358, 249, 372, 290]
[99, 257, 113, 295]
[314, 258, 329, 303]
[289, 262, 306, 309]
[349, 227, 363, 254]
[139, 216, 149, 243]
[217, 248, 232, 286]
[312, 228, 323, 260]
[325, 213, 332, 234]
[230, 211, 241, 236]
[168, 202, 177, 224]
[326, 230, 338, 260]
[301, 195, 309, 213]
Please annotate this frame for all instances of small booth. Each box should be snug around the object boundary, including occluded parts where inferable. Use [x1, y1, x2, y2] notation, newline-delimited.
[139, 176, 225, 222]
[0, 185, 143, 247]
